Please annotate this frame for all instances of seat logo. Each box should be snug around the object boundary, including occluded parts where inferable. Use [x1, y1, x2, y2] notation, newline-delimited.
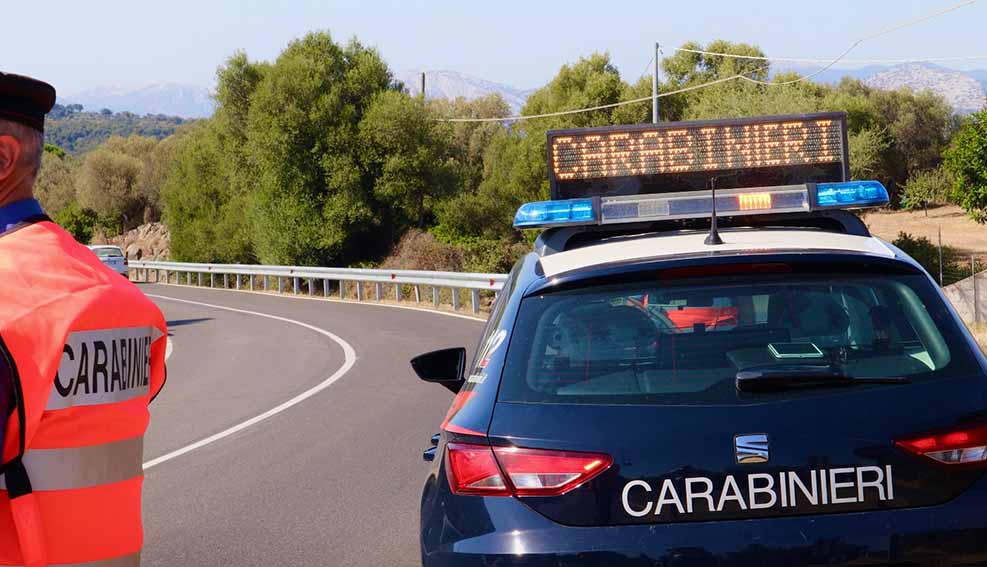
[735, 434, 769, 464]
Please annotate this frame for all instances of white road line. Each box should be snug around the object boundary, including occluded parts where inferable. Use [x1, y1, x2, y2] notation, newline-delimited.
[165, 337, 173, 361]
[142, 294, 358, 470]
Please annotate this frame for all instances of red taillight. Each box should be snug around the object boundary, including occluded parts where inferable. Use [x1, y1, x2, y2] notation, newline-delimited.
[446, 443, 509, 495]
[895, 424, 987, 465]
[446, 443, 612, 497]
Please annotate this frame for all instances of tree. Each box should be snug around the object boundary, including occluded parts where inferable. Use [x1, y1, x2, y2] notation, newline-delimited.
[429, 94, 511, 190]
[901, 166, 953, 211]
[945, 109, 987, 222]
[76, 146, 145, 231]
[52, 203, 100, 244]
[359, 91, 460, 229]
[434, 53, 635, 266]
[34, 149, 78, 216]
[75, 135, 174, 230]
[244, 32, 395, 265]
[162, 122, 254, 262]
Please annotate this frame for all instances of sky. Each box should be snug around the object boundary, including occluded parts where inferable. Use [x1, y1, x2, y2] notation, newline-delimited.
[3, 0, 985, 95]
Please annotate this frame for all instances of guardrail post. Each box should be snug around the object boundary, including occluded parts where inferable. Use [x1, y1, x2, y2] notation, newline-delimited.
[236, 275, 241, 290]
[356, 282, 363, 301]
[337, 281, 344, 300]
[277, 277, 283, 293]
[471, 289, 480, 314]
[197, 273, 202, 287]
[452, 288, 460, 311]
[250, 275, 255, 291]
[395, 284, 402, 302]
[432, 287, 439, 307]
[324, 279, 330, 297]
[187, 272, 192, 286]
[414, 285, 421, 302]
[209, 272, 214, 287]
[375, 283, 382, 301]
[164, 270, 169, 283]
[293, 277, 300, 295]
[223, 274, 229, 288]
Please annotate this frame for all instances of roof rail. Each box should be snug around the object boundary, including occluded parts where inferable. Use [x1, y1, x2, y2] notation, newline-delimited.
[533, 210, 870, 257]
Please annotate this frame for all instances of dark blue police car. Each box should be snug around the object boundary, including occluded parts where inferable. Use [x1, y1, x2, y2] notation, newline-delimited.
[412, 112, 987, 566]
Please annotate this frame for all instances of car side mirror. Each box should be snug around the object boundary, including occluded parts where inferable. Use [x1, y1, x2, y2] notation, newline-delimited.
[410, 347, 466, 394]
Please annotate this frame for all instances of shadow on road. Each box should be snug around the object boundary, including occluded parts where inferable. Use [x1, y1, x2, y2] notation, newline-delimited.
[166, 318, 213, 328]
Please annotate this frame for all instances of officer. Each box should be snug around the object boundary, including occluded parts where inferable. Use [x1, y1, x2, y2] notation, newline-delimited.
[0, 72, 167, 567]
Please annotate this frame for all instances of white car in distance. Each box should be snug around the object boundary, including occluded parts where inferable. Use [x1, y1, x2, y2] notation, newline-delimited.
[88, 245, 129, 277]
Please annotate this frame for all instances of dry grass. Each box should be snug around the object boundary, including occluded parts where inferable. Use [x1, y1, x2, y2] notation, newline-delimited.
[863, 205, 987, 260]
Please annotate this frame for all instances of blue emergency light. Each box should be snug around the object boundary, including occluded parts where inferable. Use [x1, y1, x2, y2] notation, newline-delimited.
[513, 181, 889, 229]
[815, 180, 889, 208]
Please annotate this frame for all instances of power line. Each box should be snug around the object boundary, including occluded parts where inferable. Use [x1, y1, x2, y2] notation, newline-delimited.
[638, 54, 655, 83]
[436, 73, 753, 123]
[740, 0, 977, 86]
[670, 47, 987, 65]
[435, 0, 976, 123]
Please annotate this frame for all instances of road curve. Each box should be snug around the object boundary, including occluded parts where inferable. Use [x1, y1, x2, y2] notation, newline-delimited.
[138, 283, 483, 567]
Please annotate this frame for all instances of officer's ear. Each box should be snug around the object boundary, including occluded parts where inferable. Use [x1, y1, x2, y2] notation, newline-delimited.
[0, 135, 22, 183]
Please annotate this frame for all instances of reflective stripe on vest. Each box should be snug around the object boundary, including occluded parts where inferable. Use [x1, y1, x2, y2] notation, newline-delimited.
[0, 437, 143, 491]
[1, 550, 140, 567]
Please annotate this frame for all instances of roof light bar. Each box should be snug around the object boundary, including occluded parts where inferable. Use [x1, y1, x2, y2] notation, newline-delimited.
[513, 181, 888, 229]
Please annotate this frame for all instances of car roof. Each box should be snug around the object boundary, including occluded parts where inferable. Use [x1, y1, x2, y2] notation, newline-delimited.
[537, 228, 896, 278]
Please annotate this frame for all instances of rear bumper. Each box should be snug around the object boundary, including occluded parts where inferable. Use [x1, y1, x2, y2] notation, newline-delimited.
[422, 475, 987, 566]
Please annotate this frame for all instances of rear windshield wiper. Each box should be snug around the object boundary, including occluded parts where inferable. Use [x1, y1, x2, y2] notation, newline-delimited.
[736, 364, 911, 393]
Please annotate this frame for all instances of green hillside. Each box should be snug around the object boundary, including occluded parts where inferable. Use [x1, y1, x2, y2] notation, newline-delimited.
[45, 104, 188, 154]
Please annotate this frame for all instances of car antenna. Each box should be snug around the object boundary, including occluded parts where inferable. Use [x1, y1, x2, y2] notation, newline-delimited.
[704, 176, 724, 245]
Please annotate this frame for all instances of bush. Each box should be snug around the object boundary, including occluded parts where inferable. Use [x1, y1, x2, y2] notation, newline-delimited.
[901, 166, 954, 211]
[945, 109, 987, 222]
[380, 229, 464, 272]
[891, 231, 965, 285]
[53, 203, 100, 244]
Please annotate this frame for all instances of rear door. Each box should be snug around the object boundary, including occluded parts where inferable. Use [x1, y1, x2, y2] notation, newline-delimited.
[489, 259, 987, 526]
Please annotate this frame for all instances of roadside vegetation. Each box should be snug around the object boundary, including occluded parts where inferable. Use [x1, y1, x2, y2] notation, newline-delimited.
[36, 35, 987, 273]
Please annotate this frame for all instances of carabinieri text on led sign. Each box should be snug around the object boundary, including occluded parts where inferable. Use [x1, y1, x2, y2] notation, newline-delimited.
[547, 112, 849, 200]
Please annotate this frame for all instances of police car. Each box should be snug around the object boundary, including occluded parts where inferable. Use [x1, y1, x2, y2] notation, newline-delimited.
[412, 112, 987, 566]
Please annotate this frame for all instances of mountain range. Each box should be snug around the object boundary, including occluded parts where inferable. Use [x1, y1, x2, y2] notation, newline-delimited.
[778, 62, 986, 114]
[62, 83, 215, 118]
[63, 63, 987, 120]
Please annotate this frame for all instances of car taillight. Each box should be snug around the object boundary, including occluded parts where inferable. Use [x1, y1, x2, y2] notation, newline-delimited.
[895, 424, 987, 465]
[446, 443, 509, 495]
[446, 443, 612, 497]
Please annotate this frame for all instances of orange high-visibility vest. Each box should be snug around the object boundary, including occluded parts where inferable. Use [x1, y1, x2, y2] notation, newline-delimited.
[0, 220, 166, 567]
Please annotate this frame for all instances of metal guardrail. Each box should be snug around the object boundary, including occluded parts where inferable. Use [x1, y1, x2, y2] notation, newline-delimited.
[129, 260, 507, 315]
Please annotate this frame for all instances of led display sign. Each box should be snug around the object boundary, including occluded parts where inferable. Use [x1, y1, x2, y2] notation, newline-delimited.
[547, 113, 849, 200]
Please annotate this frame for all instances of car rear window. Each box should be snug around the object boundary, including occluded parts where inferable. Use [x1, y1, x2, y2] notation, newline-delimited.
[93, 248, 124, 258]
[498, 269, 982, 406]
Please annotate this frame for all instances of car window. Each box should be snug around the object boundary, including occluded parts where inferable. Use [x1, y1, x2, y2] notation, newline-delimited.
[498, 270, 981, 406]
[93, 248, 124, 259]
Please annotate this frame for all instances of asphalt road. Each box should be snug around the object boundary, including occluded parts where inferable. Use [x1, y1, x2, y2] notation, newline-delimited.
[137, 283, 484, 567]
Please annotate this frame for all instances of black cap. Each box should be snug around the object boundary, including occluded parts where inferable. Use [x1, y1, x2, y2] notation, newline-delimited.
[0, 72, 56, 133]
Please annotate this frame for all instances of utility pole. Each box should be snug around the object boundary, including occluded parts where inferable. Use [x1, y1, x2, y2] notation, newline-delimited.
[420, 72, 426, 100]
[652, 42, 660, 123]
